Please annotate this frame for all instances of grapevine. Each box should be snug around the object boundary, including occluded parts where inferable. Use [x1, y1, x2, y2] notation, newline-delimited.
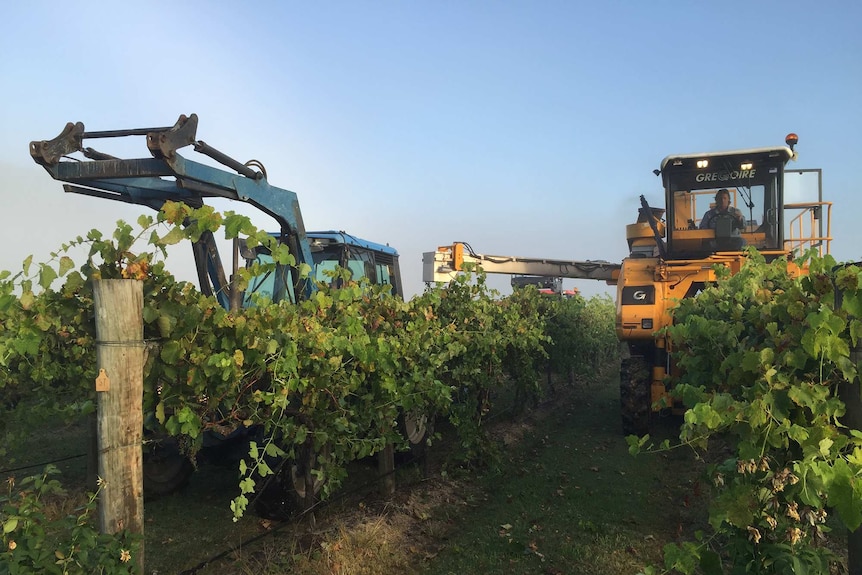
[632, 251, 862, 574]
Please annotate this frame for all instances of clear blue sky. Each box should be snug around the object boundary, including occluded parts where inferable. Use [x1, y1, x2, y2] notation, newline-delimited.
[2, 1, 859, 298]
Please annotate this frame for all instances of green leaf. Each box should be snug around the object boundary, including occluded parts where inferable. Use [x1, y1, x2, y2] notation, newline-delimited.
[137, 213, 154, 228]
[157, 226, 187, 246]
[58, 256, 75, 277]
[38, 263, 58, 289]
[295, 426, 308, 445]
[842, 291, 862, 318]
[224, 214, 252, 239]
[788, 424, 810, 444]
[741, 350, 761, 372]
[0, 294, 15, 312]
[699, 549, 723, 575]
[239, 477, 255, 494]
[264, 442, 285, 458]
[710, 485, 757, 530]
[829, 459, 862, 531]
[62, 271, 85, 292]
[3, 517, 18, 533]
[160, 341, 182, 364]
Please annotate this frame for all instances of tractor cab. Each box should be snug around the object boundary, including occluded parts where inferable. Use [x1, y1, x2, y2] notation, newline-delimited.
[241, 231, 402, 305]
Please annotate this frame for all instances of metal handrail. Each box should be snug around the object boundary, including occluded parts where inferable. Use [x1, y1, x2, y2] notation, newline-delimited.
[784, 201, 832, 256]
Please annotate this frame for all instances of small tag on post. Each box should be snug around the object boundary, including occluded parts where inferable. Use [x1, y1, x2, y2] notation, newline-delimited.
[95, 368, 110, 392]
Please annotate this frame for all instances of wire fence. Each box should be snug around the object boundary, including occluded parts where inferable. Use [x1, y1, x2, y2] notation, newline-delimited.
[0, 452, 87, 476]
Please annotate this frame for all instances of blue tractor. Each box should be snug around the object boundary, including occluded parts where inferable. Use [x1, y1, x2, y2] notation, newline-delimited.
[30, 114, 405, 501]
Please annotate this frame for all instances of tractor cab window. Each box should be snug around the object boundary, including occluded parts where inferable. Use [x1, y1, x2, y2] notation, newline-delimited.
[242, 235, 402, 304]
[312, 243, 376, 286]
[662, 152, 787, 257]
[242, 250, 298, 306]
[310, 240, 400, 297]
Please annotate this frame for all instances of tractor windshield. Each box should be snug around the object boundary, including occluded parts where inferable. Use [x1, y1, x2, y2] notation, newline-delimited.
[242, 233, 402, 306]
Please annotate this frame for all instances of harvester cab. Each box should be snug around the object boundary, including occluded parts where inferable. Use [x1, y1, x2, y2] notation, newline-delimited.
[630, 133, 831, 261]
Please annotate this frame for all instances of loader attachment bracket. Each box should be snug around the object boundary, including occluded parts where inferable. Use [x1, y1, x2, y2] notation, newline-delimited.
[146, 114, 198, 159]
[30, 122, 85, 166]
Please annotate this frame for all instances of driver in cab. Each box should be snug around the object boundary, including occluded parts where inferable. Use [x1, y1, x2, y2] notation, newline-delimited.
[699, 188, 745, 230]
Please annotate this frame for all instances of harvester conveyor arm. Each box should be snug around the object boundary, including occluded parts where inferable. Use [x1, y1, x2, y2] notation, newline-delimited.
[423, 242, 621, 284]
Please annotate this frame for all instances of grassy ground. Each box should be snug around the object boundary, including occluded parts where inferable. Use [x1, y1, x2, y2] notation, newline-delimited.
[187, 371, 711, 575]
[3, 371, 712, 575]
[418, 377, 707, 575]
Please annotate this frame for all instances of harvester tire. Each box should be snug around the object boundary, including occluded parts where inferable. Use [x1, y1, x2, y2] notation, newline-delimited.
[620, 355, 650, 436]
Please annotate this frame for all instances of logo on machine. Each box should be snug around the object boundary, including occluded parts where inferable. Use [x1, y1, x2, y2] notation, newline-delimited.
[695, 169, 756, 183]
[621, 286, 655, 305]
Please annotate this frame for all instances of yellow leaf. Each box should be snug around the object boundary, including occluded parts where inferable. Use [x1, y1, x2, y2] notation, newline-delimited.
[19, 290, 34, 310]
[58, 256, 75, 277]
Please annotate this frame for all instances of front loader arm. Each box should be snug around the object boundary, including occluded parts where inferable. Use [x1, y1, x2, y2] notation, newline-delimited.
[30, 114, 315, 305]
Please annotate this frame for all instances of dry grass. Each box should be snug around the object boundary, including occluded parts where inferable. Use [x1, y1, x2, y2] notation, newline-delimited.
[227, 473, 479, 575]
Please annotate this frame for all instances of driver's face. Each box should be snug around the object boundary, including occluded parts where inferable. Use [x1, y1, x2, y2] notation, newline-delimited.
[717, 193, 730, 211]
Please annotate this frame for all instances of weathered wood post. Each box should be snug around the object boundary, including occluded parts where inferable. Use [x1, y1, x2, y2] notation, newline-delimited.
[93, 279, 145, 571]
[378, 443, 396, 497]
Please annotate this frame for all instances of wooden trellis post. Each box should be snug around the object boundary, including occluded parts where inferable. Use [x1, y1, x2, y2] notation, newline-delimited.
[93, 279, 145, 571]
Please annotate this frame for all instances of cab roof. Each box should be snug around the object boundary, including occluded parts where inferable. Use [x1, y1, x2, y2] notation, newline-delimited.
[307, 230, 399, 256]
[660, 146, 794, 171]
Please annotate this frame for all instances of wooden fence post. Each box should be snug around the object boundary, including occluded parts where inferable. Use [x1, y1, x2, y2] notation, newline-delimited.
[378, 443, 396, 497]
[93, 279, 145, 571]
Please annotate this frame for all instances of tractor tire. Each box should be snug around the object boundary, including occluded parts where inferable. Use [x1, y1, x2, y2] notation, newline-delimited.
[396, 410, 435, 477]
[253, 443, 326, 519]
[143, 437, 194, 497]
[620, 355, 651, 436]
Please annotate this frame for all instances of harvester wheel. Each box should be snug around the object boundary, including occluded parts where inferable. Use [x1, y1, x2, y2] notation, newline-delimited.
[620, 355, 650, 436]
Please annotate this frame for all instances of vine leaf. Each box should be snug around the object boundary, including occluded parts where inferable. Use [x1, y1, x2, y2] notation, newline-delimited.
[38, 263, 57, 289]
[829, 459, 862, 531]
[158, 226, 187, 246]
[58, 256, 74, 277]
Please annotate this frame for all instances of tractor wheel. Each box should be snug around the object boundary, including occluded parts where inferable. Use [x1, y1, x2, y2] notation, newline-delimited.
[254, 443, 326, 519]
[402, 410, 429, 446]
[143, 437, 194, 497]
[620, 355, 651, 436]
[290, 444, 326, 509]
[396, 410, 435, 477]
